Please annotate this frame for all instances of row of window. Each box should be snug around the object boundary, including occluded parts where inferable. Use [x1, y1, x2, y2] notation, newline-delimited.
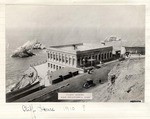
[48, 52, 75, 65]
[97, 52, 112, 60]
[92, 52, 112, 60]
[48, 63, 65, 70]
[78, 52, 112, 64]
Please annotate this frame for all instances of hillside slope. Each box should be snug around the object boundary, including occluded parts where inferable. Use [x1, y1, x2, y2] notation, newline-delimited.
[86, 58, 145, 102]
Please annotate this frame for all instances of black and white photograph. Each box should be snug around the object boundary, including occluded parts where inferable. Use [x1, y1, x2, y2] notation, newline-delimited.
[6, 5, 145, 102]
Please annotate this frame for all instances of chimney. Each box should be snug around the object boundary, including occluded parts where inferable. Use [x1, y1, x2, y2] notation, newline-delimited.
[73, 45, 77, 50]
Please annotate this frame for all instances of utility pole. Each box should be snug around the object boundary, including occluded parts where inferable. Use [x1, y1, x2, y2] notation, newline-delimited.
[47, 70, 52, 86]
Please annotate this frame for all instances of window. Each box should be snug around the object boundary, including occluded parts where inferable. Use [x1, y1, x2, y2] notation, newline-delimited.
[110, 52, 112, 58]
[105, 53, 107, 59]
[51, 64, 52, 68]
[53, 64, 55, 69]
[66, 56, 68, 63]
[56, 65, 58, 70]
[101, 54, 103, 60]
[62, 55, 64, 62]
[56, 54, 58, 61]
[53, 54, 55, 60]
[72, 58, 75, 65]
[69, 58, 71, 64]
[48, 53, 50, 58]
[59, 66, 61, 69]
[95, 55, 97, 60]
[48, 63, 50, 67]
[81, 58, 83, 65]
[50, 53, 53, 59]
[78, 58, 80, 62]
[92, 55, 94, 59]
[99, 54, 101, 60]
[107, 53, 109, 59]
[59, 54, 61, 61]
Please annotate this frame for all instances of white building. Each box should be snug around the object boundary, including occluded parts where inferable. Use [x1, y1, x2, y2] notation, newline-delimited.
[47, 43, 113, 72]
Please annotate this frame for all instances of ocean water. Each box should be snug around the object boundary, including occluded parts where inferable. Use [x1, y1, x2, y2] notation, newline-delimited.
[6, 28, 145, 92]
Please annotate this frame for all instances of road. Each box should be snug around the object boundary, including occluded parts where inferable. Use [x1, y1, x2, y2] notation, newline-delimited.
[15, 60, 118, 102]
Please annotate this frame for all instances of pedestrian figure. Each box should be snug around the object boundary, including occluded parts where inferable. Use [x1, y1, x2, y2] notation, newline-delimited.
[111, 75, 116, 84]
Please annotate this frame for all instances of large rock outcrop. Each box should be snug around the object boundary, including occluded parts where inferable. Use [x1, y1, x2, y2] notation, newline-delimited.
[11, 40, 46, 58]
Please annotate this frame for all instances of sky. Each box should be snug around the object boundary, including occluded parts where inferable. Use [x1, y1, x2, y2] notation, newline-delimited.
[5, 5, 145, 46]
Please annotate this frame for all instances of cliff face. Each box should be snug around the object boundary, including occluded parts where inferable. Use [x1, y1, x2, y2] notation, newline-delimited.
[87, 58, 145, 102]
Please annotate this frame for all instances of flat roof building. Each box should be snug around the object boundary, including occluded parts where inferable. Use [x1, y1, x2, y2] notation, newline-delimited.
[47, 43, 113, 73]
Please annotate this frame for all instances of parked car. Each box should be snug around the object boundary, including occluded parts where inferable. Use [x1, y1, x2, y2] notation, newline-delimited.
[88, 68, 95, 74]
[83, 79, 96, 89]
[84, 66, 94, 73]
[94, 65, 101, 69]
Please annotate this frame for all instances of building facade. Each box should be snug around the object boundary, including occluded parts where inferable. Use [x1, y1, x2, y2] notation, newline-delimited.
[121, 46, 145, 55]
[47, 43, 113, 72]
